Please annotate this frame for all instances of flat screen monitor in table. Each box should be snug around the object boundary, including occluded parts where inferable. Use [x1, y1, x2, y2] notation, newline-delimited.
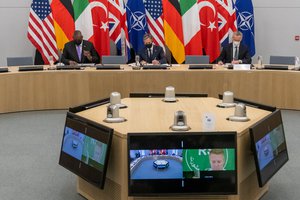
[250, 109, 289, 187]
[128, 132, 237, 196]
[59, 112, 113, 189]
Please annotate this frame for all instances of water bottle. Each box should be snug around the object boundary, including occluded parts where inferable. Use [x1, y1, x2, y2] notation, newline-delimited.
[135, 55, 140, 67]
[295, 56, 299, 67]
[49, 56, 54, 66]
[257, 55, 263, 68]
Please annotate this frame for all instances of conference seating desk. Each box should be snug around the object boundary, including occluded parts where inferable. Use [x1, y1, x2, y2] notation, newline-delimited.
[75, 97, 271, 200]
[0, 64, 300, 114]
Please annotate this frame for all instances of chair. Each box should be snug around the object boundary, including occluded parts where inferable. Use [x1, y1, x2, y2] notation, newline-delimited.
[130, 93, 208, 98]
[185, 55, 210, 64]
[7, 57, 34, 66]
[102, 56, 127, 64]
[269, 56, 296, 65]
[218, 94, 276, 112]
[69, 98, 110, 113]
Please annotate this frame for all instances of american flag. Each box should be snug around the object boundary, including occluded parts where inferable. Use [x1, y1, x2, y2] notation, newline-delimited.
[144, 0, 165, 47]
[216, 0, 237, 46]
[27, 0, 58, 64]
[108, 0, 131, 59]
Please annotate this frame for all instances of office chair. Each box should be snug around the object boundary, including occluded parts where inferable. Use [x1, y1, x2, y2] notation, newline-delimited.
[130, 93, 208, 98]
[185, 55, 210, 64]
[218, 94, 276, 112]
[102, 56, 127, 64]
[7, 57, 34, 66]
[69, 98, 110, 113]
[269, 56, 296, 65]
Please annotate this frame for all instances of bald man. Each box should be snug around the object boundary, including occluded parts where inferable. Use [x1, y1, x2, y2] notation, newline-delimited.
[62, 30, 100, 65]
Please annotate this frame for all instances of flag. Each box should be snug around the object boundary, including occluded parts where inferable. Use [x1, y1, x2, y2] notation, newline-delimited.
[108, 0, 131, 59]
[198, 0, 220, 63]
[162, 0, 185, 64]
[73, 0, 94, 41]
[28, 0, 58, 64]
[126, 0, 149, 53]
[180, 0, 203, 56]
[51, 0, 75, 50]
[235, 0, 255, 56]
[216, 0, 237, 46]
[144, 0, 165, 48]
[89, 0, 110, 56]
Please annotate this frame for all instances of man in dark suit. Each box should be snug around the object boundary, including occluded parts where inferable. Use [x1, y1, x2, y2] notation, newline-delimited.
[217, 31, 251, 65]
[138, 33, 166, 65]
[62, 30, 100, 65]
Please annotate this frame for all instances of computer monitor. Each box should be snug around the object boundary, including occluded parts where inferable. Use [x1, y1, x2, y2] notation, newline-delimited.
[59, 112, 113, 189]
[127, 132, 237, 196]
[249, 109, 289, 187]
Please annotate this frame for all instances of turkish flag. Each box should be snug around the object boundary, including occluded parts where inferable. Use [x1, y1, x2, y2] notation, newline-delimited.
[89, 0, 110, 56]
[198, 0, 220, 63]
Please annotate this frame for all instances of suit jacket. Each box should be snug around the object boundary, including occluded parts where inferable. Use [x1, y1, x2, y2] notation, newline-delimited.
[62, 40, 100, 64]
[138, 45, 167, 64]
[217, 43, 251, 64]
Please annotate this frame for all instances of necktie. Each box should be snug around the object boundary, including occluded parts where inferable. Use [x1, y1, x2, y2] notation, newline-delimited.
[148, 49, 152, 62]
[76, 45, 81, 62]
[234, 46, 238, 60]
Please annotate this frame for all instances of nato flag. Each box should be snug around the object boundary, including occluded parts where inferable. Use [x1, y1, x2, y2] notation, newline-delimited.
[235, 0, 256, 57]
[126, 0, 149, 53]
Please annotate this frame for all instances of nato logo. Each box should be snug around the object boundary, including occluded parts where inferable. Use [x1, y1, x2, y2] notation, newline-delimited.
[237, 11, 254, 32]
[129, 11, 147, 32]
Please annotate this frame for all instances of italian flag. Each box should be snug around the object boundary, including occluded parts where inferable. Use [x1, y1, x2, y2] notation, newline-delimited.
[180, 0, 203, 56]
[73, 0, 94, 41]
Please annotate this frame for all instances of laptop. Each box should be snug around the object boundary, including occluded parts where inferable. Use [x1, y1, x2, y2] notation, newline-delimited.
[0, 68, 9, 73]
[263, 65, 289, 70]
[142, 65, 168, 70]
[96, 64, 121, 70]
[56, 65, 82, 70]
[18, 66, 44, 71]
[188, 64, 213, 69]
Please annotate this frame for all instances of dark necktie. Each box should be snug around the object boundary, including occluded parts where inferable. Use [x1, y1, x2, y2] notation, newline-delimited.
[234, 46, 238, 60]
[148, 49, 152, 62]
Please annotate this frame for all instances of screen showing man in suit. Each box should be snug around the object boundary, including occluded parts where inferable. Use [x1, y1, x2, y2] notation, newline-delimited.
[138, 33, 167, 65]
[62, 30, 100, 65]
[217, 31, 251, 65]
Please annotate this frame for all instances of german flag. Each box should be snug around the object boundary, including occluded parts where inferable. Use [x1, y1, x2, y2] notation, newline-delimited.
[51, 0, 75, 50]
[162, 0, 185, 64]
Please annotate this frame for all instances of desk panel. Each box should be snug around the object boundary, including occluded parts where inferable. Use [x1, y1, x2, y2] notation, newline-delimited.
[0, 66, 300, 113]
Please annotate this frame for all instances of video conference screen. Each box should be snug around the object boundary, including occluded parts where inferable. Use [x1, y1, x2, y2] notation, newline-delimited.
[59, 112, 113, 189]
[127, 132, 237, 196]
[250, 109, 289, 187]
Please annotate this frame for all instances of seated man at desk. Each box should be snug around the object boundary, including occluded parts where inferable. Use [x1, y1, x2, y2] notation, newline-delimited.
[61, 30, 100, 65]
[217, 31, 251, 65]
[138, 33, 167, 65]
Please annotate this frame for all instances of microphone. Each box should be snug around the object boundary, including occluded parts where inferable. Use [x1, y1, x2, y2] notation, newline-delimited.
[217, 91, 236, 108]
[170, 110, 190, 131]
[227, 103, 250, 122]
[104, 105, 126, 123]
[110, 92, 127, 108]
[163, 86, 177, 102]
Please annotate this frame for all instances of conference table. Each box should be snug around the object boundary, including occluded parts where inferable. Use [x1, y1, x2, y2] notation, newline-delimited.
[75, 97, 271, 200]
[0, 64, 299, 114]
